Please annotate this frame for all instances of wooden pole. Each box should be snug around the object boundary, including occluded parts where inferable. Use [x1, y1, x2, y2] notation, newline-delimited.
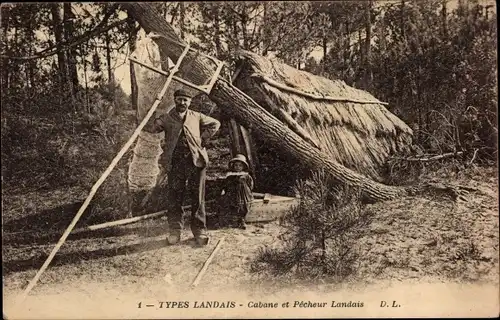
[239, 125, 256, 175]
[391, 151, 464, 162]
[255, 83, 322, 150]
[228, 118, 243, 156]
[72, 200, 217, 234]
[12, 45, 192, 311]
[250, 73, 389, 105]
[191, 237, 225, 288]
[72, 210, 168, 234]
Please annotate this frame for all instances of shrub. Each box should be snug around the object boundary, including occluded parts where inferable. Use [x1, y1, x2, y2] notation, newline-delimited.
[1, 80, 139, 230]
[251, 170, 375, 282]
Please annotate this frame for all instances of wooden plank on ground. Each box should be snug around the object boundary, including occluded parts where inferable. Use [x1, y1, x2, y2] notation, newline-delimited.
[246, 195, 298, 223]
[191, 237, 225, 288]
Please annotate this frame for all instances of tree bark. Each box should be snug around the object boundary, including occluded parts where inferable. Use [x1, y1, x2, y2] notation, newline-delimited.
[12, 26, 19, 88]
[1, 5, 10, 90]
[169, 3, 179, 25]
[363, 0, 372, 91]
[213, 5, 223, 59]
[321, 35, 327, 74]
[441, 0, 448, 39]
[121, 2, 467, 203]
[51, 3, 67, 88]
[179, 2, 185, 40]
[241, 4, 249, 50]
[25, 5, 36, 88]
[128, 18, 139, 117]
[322, 36, 327, 59]
[400, 0, 405, 40]
[254, 83, 321, 150]
[261, 2, 269, 56]
[83, 41, 90, 113]
[240, 124, 258, 179]
[63, 3, 79, 92]
[343, 20, 350, 81]
[121, 2, 403, 202]
[105, 31, 115, 101]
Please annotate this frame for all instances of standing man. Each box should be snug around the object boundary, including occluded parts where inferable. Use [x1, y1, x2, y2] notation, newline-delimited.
[151, 89, 220, 246]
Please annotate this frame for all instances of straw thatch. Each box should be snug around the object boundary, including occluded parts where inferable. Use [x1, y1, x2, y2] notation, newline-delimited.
[233, 50, 413, 181]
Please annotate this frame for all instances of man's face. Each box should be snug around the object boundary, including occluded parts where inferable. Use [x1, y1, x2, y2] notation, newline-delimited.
[174, 96, 191, 113]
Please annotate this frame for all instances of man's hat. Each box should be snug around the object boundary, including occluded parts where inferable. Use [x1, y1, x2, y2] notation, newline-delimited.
[229, 154, 249, 170]
[174, 89, 192, 99]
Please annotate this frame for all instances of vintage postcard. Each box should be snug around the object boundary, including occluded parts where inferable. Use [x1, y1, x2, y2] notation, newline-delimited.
[2, 1, 498, 319]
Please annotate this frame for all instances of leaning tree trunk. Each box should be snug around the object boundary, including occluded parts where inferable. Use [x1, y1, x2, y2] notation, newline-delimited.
[121, 2, 469, 203]
[210, 81, 402, 201]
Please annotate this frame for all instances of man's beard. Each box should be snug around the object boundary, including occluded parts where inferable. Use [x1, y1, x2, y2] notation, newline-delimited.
[175, 105, 188, 113]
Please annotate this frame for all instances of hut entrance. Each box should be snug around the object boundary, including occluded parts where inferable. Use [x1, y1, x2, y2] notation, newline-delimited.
[188, 98, 298, 198]
[221, 116, 302, 197]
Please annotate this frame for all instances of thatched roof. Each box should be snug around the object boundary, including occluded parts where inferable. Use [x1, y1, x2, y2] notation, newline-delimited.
[233, 50, 413, 180]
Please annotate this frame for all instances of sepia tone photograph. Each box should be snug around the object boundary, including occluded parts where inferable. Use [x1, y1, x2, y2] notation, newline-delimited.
[2, 1, 498, 319]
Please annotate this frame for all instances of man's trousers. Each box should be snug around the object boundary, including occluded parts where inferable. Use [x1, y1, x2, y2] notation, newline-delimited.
[166, 154, 207, 236]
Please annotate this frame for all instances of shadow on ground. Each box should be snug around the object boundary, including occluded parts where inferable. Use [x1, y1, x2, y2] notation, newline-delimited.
[3, 200, 106, 234]
[2, 214, 223, 275]
[2, 238, 168, 274]
[3, 213, 221, 246]
[3, 182, 224, 240]
[3, 226, 219, 275]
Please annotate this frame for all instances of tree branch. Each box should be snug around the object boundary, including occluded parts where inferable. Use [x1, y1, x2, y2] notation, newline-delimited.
[170, 2, 181, 25]
[228, 6, 244, 19]
[1, 5, 124, 61]
[115, 26, 141, 52]
[264, 9, 299, 53]
[391, 152, 464, 162]
[2, 20, 126, 61]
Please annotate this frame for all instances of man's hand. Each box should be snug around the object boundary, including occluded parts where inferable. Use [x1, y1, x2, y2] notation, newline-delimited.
[150, 116, 166, 134]
[225, 172, 247, 178]
[201, 138, 208, 148]
[200, 114, 221, 140]
[158, 172, 168, 187]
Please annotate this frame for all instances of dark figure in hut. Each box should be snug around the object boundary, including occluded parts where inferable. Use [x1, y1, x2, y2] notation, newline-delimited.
[218, 154, 254, 229]
[150, 89, 220, 246]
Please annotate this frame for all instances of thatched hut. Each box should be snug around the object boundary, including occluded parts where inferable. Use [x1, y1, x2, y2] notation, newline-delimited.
[227, 50, 413, 194]
[123, 3, 459, 215]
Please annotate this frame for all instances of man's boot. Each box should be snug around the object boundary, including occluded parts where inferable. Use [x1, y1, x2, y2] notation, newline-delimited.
[194, 229, 210, 246]
[236, 217, 247, 230]
[166, 229, 181, 245]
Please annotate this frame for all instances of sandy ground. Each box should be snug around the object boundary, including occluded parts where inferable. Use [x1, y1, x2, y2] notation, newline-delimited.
[2, 167, 499, 319]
